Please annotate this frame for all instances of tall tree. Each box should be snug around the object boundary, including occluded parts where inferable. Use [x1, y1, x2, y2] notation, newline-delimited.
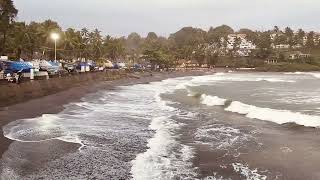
[63, 28, 82, 59]
[79, 28, 90, 59]
[0, 0, 18, 55]
[193, 44, 206, 66]
[238, 28, 258, 44]
[88, 28, 103, 59]
[170, 27, 206, 48]
[284, 27, 294, 46]
[207, 25, 234, 44]
[169, 27, 206, 59]
[146, 32, 158, 40]
[256, 31, 273, 59]
[126, 32, 141, 51]
[7, 22, 28, 59]
[297, 28, 305, 46]
[306, 31, 315, 50]
[273, 26, 280, 33]
[104, 36, 125, 61]
[274, 34, 287, 45]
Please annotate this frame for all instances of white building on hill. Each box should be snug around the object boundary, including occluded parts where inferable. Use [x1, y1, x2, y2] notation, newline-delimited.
[272, 44, 290, 49]
[226, 34, 256, 50]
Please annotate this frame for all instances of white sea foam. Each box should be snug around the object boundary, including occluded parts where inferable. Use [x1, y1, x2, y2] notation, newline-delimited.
[215, 72, 226, 76]
[203, 173, 231, 180]
[198, 92, 320, 128]
[280, 147, 293, 153]
[232, 163, 267, 180]
[3, 114, 66, 143]
[284, 72, 303, 75]
[131, 78, 198, 180]
[187, 89, 197, 97]
[310, 73, 320, 78]
[192, 74, 295, 84]
[2, 76, 199, 179]
[200, 94, 227, 106]
[225, 101, 320, 127]
[285, 72, 320, 78]
[56, 135, 86, 151]
[194, 124, 253, 151]
[255, 78, 295, 83]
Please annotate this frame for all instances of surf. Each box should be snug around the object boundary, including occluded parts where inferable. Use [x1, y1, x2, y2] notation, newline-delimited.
[196, 94, 320, 128]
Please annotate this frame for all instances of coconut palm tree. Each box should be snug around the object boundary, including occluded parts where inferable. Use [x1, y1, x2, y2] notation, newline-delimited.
[63, 28, 82, 59]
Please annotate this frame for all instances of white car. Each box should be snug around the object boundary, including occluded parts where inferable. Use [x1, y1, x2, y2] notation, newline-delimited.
[117, 62, 126, 69]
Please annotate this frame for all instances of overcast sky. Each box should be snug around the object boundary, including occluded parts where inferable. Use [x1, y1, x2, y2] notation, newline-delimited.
[14, 0, 319, 37]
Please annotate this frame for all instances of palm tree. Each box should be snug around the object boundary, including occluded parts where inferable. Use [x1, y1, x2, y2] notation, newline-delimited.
[79, 28, 90, 59]
[87, 28, 103, 59]
[63, 28, 82, 59]
[104, 37, 125, 61]
[297, 29, 305, 46]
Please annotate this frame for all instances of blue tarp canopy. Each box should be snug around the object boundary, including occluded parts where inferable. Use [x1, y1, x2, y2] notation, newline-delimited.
[40, 60, 60, 73]
[0, 60, 32, 73]
[48, 61, 60, 67]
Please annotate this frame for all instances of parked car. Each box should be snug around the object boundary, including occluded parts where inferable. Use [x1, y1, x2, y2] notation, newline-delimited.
[64, 63, 76, 73]
[114, 62, 126, 69]
[40, 60, 60, 75]
[104, 60, 114, 69]
[133, 64, 143, 69]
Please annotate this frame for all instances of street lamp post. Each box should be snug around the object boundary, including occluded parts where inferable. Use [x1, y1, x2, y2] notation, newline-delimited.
[51, 33, 59, 60]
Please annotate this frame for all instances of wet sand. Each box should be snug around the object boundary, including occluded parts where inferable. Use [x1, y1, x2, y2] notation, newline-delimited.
[0, 70, 208, 159]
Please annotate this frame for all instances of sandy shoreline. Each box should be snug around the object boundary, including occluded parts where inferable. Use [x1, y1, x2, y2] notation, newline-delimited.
[0, 70, 209, 159]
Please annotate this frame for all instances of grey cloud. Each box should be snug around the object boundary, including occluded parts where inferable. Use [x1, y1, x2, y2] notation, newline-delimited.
[15, 0, 320, 37]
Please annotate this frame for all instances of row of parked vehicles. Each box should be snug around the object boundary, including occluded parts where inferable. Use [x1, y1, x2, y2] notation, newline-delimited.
[0, 59, 147, 82]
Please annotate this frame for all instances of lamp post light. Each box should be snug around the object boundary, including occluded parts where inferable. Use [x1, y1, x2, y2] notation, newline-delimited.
[51, 33, 59, 60]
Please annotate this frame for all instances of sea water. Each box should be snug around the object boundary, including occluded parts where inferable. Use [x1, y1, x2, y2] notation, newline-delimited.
[2, 72, 320, 179]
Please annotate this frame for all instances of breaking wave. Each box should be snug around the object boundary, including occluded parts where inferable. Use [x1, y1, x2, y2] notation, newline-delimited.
[200, 94, 227, 106]
[225, 101, 320, 127]
[198, 94, 320, 128]
[285, 72, 320, 79]
[131, 79, 198, 180]
[191, 74, 296, 84]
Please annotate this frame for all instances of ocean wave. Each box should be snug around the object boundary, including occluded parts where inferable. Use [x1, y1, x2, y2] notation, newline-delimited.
[131, 117, 197, 179]
[192, 75, 295, 84]
[285, 72, 320, 79]
[3, 114, 66, 142]
[254, 78, 295, 83]
[225, 101, 320, 127]
[200, 94, 227, 106]
[2, 76, 199, 179]
[131, 78, 198, 179]
[215, 72, 226, 76]
[198, 94, 320, 128]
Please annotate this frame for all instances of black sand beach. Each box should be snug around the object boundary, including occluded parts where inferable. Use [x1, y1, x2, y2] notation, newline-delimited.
[0, 70, 207, 160]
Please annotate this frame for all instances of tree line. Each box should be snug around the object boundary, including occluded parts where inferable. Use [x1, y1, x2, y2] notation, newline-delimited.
[1, 0, 320, 66]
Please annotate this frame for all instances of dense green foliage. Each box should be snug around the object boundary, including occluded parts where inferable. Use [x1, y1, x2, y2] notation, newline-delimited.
[0, 0, 18, 54]
[1, 1, 320, 70]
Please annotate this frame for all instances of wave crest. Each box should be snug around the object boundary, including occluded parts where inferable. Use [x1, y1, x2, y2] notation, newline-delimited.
[225, 101, 320, 127]
[198, 93, 320, 128]
[200, 94, 227, 106]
